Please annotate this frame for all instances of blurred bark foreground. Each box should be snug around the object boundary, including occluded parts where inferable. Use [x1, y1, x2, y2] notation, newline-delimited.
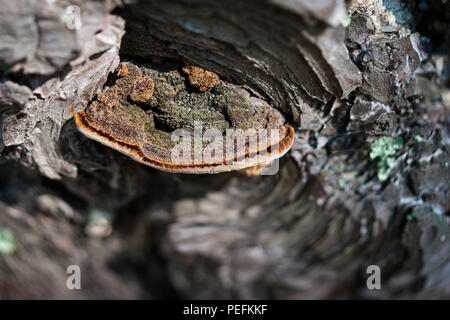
[0, 0, 449, 299]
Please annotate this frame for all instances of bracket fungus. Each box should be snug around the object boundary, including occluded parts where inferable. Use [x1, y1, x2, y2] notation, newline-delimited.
[75, 61, 295, 174]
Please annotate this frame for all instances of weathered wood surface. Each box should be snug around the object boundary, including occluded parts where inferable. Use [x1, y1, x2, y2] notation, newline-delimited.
[0, 0, 449, 299]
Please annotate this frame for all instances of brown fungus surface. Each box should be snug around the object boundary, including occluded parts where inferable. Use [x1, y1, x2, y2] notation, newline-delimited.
[181, 63, 220, 92]
[75, 60, 294, 174]
[130, 76, 155, 103]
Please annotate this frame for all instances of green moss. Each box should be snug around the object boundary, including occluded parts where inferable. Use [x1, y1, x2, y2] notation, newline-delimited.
[0, 227, 16, 254]
[370, 136, 403, 181]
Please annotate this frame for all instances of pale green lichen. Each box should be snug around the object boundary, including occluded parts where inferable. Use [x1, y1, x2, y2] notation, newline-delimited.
[415, 135, 424, 142]
[370, 136, 403, 181]
[337, 178, 346, 190]
[341, 16, 352, 28]
[0, 227, 16, 254]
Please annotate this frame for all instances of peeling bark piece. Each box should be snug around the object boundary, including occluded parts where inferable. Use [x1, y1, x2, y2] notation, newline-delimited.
[75, 61, 294, 174]
[345, 14, 374, 46]
[0, 81, 34, 149]
[0, 0, 80, 75]
[360, 33, 426, 102]
[0, 81, 33, 108]
[302, 27, 362, 98]
[1, 2, 124, 179]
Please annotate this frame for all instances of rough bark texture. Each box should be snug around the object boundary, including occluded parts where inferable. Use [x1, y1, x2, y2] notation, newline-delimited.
[0, 0, 449, 299]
